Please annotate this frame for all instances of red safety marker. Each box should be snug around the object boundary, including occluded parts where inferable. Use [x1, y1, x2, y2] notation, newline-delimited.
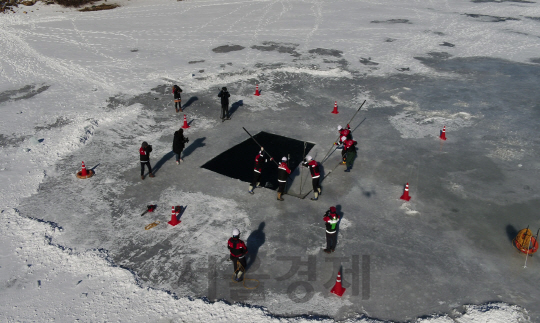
[181, 114, 190, 129]
[440, 126, 447, 141]
[254, 84, 260, 96]
[80, 161, 87, 177]
[400, 183, 411, 201]
[76, 161, 94, 179]
[330, 271, 346, 297]
[331, 101, 339, 114]
[168, 206, 181, 226]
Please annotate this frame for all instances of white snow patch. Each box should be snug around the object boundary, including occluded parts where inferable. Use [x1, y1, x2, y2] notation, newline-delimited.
[400, 203, 420, 216]
[273, 67, 351, 79]
[456, 303, 529, 323]
[487, 147, 525, 162]
[339, 218, 352, 230]
[1, 212, 526, 323]
[389, 111, 477, 139]
[242, 90, 290, 112]
[157, 188, 251, 251]
[445, 182, 467, 199]
[0, 0, 538, 321]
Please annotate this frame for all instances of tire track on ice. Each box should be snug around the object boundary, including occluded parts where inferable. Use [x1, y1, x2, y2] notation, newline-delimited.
[0, 25, 116, 90]
[300, 0, 323, 52]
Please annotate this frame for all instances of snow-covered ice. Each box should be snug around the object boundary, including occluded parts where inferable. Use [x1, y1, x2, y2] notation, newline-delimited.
[1, 0, 540, 321]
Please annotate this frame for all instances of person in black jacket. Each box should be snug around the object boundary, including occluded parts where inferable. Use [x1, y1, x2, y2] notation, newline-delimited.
[139, 141, 154, 179]
[218, 87, 231, 120]
[172, 128, 189, 165]
[172, 85, 183, 113]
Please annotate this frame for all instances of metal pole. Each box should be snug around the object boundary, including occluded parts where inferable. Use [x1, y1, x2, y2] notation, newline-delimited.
[524, 228, 539, 268]
[242, 127, 279, 165]
[523, 228, 533, 268]
[524, 235, 531, 268]
[321, 100, 366, 163]
[300, 141, 306, 194]
[346, 100, 367, 129]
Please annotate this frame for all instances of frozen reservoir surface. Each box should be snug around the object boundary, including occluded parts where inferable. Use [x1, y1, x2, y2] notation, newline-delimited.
[1, 0, 539, 321]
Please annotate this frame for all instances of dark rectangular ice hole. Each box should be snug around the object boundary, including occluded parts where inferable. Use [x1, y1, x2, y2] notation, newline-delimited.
[201, 131, 315, 190]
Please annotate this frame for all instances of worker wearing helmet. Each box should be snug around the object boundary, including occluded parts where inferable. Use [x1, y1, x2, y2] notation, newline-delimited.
[323, 206, 340, 253]
[337, 124, 352, 141]
[342, 137, 358, 172]
[301, 155, 321, 201]
[277, 156, 291, 201]
[227, 228, 248, 281]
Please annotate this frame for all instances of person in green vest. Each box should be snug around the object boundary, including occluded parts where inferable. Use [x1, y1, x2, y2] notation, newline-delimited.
[323, 206, 340, 253]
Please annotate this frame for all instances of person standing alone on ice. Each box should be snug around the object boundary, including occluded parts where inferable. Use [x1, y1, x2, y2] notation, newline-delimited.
[172, 128, 189, 165]
[140, 141, 154, 179]
[342, 136, 357, 172]
[172, 84, 183, 113]
[249, 148, 272, 194]
[218, 87, 231, 120]
[323, 206, 340, 253]
[228, 228, 248, 282]
[302, 155, 321, 201]
[277, 157, 291, 201]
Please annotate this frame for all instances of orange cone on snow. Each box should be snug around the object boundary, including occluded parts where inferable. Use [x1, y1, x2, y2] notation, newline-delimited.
[254, 84, 260, 96]
[181, 114, 190, 129]
[168, 206, 181, 226]
[76, 161, 94, 179]
[440, 126, 447, 141]
[330, 271, 346, 297]
[331, 101, 339, 114]
[400, 183, 411, 201]
[80, 161, 88, 177]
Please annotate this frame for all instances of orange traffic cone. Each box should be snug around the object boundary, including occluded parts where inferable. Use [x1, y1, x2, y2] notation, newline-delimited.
[76, 161, 94, 179]
[254, 84, 260, 96]
[400, 183, 411, 201]
[80, 161, 87, 177]
[168, 206, 181, 226]
[330, 271, 346, 297]
[181, 114, 190, 129]
[331, 101, 339, 114]
[440, 126, 447, 141]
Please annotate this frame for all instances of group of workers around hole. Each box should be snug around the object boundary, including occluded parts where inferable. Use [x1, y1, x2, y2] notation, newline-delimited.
[141, 85, 357, 187]
[140, 84, 350, 280]
[248, 124, 357, 201]
[228, 205, 340, 281]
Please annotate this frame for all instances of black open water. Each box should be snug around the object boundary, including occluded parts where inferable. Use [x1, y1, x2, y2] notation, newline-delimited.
[201, 131, 315, 190]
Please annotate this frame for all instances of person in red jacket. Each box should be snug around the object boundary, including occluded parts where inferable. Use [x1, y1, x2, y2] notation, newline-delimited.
[228, 228, 248, 282]
[323, 206, 340, 253]
[337, 124, 352, 141]
[336, 124, 352, 160]
[301, 155, 321, 201]
[342, 137, 358, 172]
[139, 141, 154, 180]
[249, 148, 272, 194]
[277, 157, 291, 201]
